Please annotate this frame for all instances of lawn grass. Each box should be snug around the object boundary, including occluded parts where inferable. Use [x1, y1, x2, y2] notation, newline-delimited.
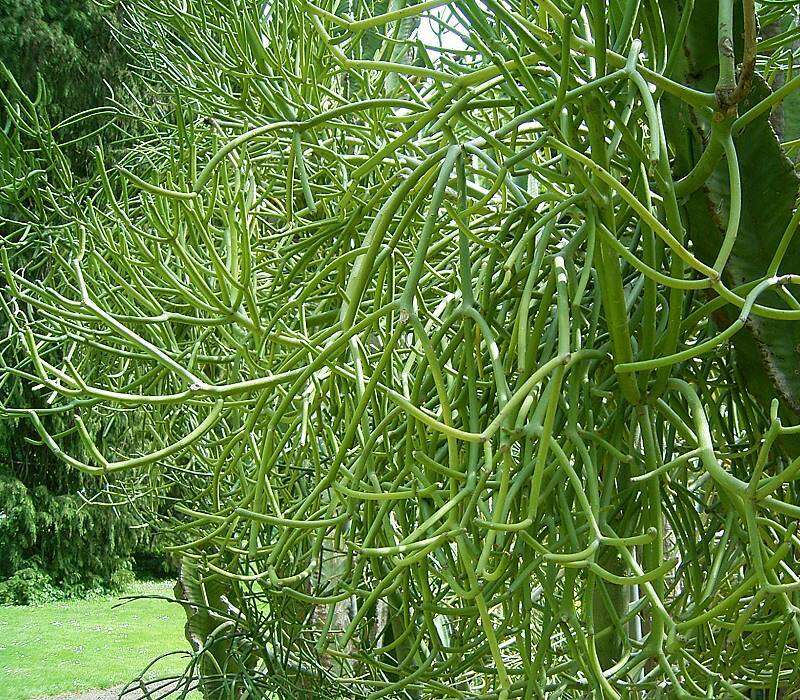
[0, 580, 199, 699]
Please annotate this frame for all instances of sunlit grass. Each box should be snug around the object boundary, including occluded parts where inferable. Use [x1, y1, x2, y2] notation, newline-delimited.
[0, 581, 199, 700]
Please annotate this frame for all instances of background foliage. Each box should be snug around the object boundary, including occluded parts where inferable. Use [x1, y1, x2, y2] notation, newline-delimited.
[0, 0, 169, 604]
[0, 0, 132, 144]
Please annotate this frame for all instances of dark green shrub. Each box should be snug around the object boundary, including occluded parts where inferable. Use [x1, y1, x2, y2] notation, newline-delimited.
[132, 547, 178, 580]
[0, 565, 58, 606]
[107, 562, 136, 593]
[0, 421, 147, 600]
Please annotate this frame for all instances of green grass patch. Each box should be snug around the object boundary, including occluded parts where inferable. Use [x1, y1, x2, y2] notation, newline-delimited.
[0, 580, 198, 699]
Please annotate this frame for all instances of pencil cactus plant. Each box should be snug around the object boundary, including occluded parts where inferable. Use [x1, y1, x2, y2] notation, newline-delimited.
[3, 0, 800, 698]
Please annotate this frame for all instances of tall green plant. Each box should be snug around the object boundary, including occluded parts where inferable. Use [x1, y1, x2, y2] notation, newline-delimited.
[4, 0, 800, 697]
